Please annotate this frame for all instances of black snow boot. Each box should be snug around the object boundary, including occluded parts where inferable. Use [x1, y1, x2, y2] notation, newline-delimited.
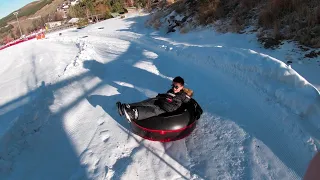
[122, 104, 138, 122]
[116, 102, 124, 116]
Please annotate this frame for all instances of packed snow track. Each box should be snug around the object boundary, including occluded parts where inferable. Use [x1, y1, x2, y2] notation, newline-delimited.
[0, 14, 319, 180]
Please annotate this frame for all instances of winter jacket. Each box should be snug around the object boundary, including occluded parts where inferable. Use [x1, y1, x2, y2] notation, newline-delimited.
[155, 89, 191, 112]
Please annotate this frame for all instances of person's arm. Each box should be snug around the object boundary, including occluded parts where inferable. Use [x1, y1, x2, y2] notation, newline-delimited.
[183, 93, 191, 103]
[156, 93, 166, 98]
[157, 89, 172, 97]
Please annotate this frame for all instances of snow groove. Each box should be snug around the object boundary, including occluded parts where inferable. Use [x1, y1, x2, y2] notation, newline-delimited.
[185, 114, 248, 179]
[0, 82, 53, 173]
[59, 40, 95, 78]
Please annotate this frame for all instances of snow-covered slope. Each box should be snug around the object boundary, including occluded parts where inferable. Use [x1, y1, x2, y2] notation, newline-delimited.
[0, 13, 319, 180]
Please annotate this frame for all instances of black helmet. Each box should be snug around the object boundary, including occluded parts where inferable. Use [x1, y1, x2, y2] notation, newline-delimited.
[173, 76, 184, 85]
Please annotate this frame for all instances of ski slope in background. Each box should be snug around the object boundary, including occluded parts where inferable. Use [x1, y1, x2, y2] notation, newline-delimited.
[0, 13, 320, 180]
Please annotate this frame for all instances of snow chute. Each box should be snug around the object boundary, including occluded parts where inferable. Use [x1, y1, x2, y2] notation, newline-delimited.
[130, 98, 203, 142]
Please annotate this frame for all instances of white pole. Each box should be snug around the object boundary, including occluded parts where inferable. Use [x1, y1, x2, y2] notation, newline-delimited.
[13, 12, 23, 37]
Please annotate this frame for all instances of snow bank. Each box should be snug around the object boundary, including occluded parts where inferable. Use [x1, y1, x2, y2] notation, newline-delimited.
[155, 42, 320, 117]
[143, 10, 320, 120]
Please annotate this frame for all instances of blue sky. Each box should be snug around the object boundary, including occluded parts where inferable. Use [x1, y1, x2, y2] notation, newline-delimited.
[0, 0, 36, 19]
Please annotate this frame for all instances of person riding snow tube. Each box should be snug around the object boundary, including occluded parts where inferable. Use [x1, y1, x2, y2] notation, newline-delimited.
[117, 76, 202, 141]
[117, 76, 193, 122]
[130, 97, 203, 142]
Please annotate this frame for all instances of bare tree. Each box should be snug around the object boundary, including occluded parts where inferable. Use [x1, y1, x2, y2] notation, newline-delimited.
[54, 12, 64, 21]
[10, 30, 17, 39]
[15, 27, 21, 38]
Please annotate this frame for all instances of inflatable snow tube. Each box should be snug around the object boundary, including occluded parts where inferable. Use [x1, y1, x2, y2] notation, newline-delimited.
[131, 98, 203, 142]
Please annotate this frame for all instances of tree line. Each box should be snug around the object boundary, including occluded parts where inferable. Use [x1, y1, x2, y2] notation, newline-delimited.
[68, 0, 151, 19]
[0, 0, 153, 45]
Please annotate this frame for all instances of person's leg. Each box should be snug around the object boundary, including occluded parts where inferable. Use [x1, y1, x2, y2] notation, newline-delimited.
[129, 98, 157, 107]
[135, 105, 165, 121]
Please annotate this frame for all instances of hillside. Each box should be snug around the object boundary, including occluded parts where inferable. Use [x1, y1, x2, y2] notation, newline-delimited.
[0, 0, 148, 44]
[0, 0, 54, 28]
[147, 0, 320, 51]
[0, 0, 61, 43]
[33, 0, 65, 17]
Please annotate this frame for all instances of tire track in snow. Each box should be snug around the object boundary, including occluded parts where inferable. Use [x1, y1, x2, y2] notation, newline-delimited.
[185, 113, 249, 179]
